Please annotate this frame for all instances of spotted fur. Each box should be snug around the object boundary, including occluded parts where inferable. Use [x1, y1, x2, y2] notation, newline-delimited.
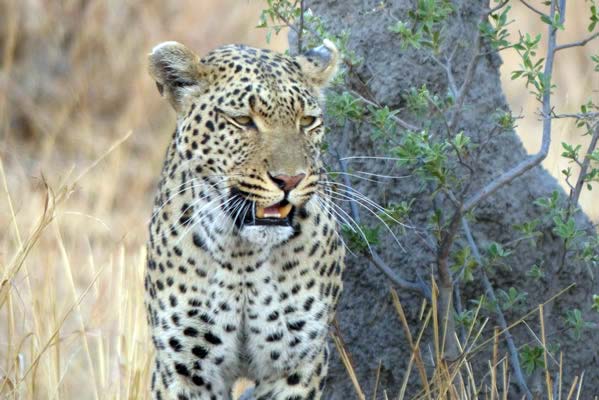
[145, 40, 344, 400]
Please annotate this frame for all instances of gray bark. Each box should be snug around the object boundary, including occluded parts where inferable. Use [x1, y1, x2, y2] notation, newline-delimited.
[293, 0, 599, 397]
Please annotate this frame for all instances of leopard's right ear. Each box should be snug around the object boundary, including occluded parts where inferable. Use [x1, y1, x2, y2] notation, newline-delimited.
[148, 41, 207, 110]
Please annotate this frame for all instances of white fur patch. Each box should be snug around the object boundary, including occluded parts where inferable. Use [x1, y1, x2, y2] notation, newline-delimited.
[240, 225, 294, 247]
[150, 41, 180, 55]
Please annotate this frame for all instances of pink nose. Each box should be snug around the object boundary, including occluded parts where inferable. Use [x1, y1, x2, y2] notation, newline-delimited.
[269, 173, 306, 191]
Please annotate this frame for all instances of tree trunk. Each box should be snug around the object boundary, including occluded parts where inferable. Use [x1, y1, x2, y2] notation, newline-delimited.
[295, 0, 599, 397]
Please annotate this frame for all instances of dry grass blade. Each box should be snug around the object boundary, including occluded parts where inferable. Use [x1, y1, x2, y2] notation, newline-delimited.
[565, 376, 579, 400]
[467, 284, 575, 359]
[372, 360, 382, 400]
[539, 305, 553, 400]
[0, 180, 64, 308]
[390, 288, 431, 399]
[15, 264, 104, 391]
[331, 330, 366, 400]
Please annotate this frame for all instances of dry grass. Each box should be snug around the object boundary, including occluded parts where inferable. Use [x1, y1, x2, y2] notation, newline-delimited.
[332, 284, 589, 400]
[0, 1, 284, 398]
[0, 1, 596, 399]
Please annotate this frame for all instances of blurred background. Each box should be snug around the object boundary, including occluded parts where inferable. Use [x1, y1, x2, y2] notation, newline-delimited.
[0, 0, 597, 398]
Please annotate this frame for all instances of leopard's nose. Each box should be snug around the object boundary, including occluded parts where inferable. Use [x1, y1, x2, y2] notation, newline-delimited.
[268, 173, 306, 191]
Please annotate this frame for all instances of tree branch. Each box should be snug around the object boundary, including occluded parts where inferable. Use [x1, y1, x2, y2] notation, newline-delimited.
[461, 218, 533, 399]
[555, 122, 599, 270]
[554, 31, 599, 53]
[520, 0, 550, 19]
[461, 0, 560, 213]
[571, 123, 599, 206]
[367, 252, 432, 299]
[297, 0, 305, 53]
[448, 2, 491, 130]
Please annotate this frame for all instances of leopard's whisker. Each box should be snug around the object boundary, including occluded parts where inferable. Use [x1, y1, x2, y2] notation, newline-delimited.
[327, 191, 406, 252]
[314, 192, 356, 234]
[151, 182, 237, 231]
[339, 155, 414, 162]
[319, 180, 414, 230]
[175, 192, 235, 245]
[312, 195, 356, 257]
[148, 178, 233, 224]
[327, 170, 412, 181]
[168, 191, 230, 239]
[239, 200, 252, 231]
[178, 194, 236, 242]
[149, 182, 210, 220]
[325, 196, 375, 256]
[226, 197, 246, 236]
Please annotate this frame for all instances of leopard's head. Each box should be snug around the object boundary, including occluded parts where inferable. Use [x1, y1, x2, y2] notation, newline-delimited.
[149, 41, 338, 244]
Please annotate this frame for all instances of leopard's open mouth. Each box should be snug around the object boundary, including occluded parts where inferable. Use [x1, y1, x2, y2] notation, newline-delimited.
[243, 200, 295, 227]
[226, 188, 295, 228]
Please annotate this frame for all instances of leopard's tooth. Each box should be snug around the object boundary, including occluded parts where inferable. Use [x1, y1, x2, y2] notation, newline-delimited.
[279, 203, 293, 218]
[264, 210, 281, 218]
[256, 206, 265, 219]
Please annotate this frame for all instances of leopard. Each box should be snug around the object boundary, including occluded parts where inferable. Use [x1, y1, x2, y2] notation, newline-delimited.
[144, 39, 345, 400]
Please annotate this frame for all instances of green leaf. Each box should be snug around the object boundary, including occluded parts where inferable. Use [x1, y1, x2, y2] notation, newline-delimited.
[592, 295, 599, 312]
[341, 224, 380, 253]
[488, 242, 512, 258]
[526, 264, 545, 280]
[521, 345, 545, 375]
[564, 309, 593, 340]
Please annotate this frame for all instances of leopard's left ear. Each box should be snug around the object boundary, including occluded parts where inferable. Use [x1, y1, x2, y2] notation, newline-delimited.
[148, 41, 207, 111]
[296, 39, 339, 88]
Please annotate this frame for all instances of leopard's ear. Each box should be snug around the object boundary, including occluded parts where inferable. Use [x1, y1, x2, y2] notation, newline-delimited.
[296, 39, 339, 88]
[148, 41, 206, 110]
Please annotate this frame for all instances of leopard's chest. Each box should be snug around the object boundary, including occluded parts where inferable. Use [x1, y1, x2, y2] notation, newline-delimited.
[153, 241, 335, 377]
[146, 187, 343, 380]
[231, 254, 333, 379]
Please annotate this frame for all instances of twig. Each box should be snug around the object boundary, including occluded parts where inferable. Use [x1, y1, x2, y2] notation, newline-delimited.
[554, 31, 599, 53]
[444, 1, 513, 130]
[552, 112, 599, 120]
[447, 0, 510, 129]
[520, 0, 550, 18]
[348, 89, 420, 131]
[448, 4, 486, 130]
[461, 218, 533, 399]
[297, 0, 305, 53]
[272, 3, 320, 46]
[489, 0, 510, 15]
[571, 123, 599, 206]
[367, 252, 432, 299]
[282, 2, 422, 133]
[461, 0, 560, 213]
[556, 122, 599, 270]
[430, 52, 458, 98]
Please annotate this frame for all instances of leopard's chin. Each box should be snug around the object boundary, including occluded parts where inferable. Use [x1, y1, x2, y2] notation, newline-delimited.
[239, 225, 294, 246]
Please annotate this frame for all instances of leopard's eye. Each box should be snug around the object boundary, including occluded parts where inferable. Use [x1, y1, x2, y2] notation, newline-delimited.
[300, 115, 319, 129]
[232, 116, 254, 127]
